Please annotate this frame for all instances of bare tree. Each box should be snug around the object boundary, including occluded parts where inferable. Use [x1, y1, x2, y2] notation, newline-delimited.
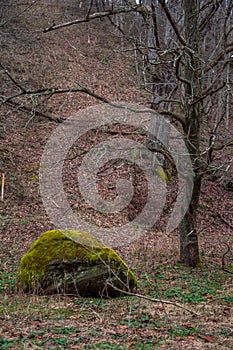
[1, 0, 233, 267]
[129, 0, 233, 266]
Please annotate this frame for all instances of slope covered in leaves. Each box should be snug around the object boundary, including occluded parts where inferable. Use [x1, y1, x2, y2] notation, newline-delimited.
[0, 1, 232, 349]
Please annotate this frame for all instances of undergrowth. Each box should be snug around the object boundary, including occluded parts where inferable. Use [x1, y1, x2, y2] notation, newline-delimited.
[0, 263, 232, 349]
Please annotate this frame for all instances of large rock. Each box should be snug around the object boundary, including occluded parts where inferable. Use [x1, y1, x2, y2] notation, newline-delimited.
[17, 230, 137, 297]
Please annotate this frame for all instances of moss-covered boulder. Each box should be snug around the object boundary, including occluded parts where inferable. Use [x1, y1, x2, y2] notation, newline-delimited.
[17, 230, 137, 297]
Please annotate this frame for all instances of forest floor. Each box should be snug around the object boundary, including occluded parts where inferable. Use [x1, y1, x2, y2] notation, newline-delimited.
[0, 1, 232, 349]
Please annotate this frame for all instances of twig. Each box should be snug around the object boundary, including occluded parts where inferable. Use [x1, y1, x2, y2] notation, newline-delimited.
[213, 213, 233, 230]
[0, 62, 27, 92]
[203, 42, 233, 73]
[107, 283, 200, 316]
[193, 82, 226, 105]
[0, 1, 41, 27]
[4, 99, 63, 123]
[199, 0, 224, 32]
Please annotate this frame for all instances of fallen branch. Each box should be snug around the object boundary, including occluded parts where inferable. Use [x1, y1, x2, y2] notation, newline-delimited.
[107, 283, 200, 316]
[4, 99, 63, 123]
[1, 84, 183, 128]
[0, 86, 110, 107]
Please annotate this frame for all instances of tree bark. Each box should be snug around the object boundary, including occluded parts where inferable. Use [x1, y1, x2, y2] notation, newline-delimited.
[179, 0, 202, 267]
[179, 175, 201, 267]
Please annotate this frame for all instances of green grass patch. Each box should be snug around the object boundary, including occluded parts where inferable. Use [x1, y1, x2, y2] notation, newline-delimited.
[84, 343, 125, 349]
[49, 327, 76, 335]
[140, 265, 228, 304]
[168, 325, 200, 337]
[0, 339, 17, 350]
[0, 272, 16, 292]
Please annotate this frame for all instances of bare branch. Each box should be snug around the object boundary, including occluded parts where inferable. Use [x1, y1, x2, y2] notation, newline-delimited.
[193, 82, 226, 105]
[3, 98, 63, 123]
[0, 85, 110, 107]
[0, 0, 41, 27]
[0, 62, 27, 93]
[214, 214, 233, 231]
[212, 141, 233, 152]
[154, 109, 185, 126]
[44, 6, 143, 33]
[199, 0, 224, 32]
[203, 43, 233, 73]
[107, 283, 200, 316]
[86, 0, 94, 18]
[1, 75, 185, 127]
[158, 0, 186, 46]
[106, 15, 125, 35]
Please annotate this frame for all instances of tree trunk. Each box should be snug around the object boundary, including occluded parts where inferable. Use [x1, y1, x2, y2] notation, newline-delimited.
[179, 0, 202, 267]
[179, 175, 201, 267]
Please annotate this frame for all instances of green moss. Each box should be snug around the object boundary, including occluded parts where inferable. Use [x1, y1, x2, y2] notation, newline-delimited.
[17, 230, 137, 294]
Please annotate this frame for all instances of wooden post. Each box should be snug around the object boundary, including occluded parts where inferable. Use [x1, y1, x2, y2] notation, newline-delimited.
[1, 173, 5, 201]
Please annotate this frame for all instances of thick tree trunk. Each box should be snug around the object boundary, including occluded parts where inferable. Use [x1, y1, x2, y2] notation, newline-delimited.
[179, 175, 201, 267]
[179, 0, 202, 267]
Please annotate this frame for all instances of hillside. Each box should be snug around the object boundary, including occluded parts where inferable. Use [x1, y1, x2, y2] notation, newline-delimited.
[0, 1, 232, 349]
